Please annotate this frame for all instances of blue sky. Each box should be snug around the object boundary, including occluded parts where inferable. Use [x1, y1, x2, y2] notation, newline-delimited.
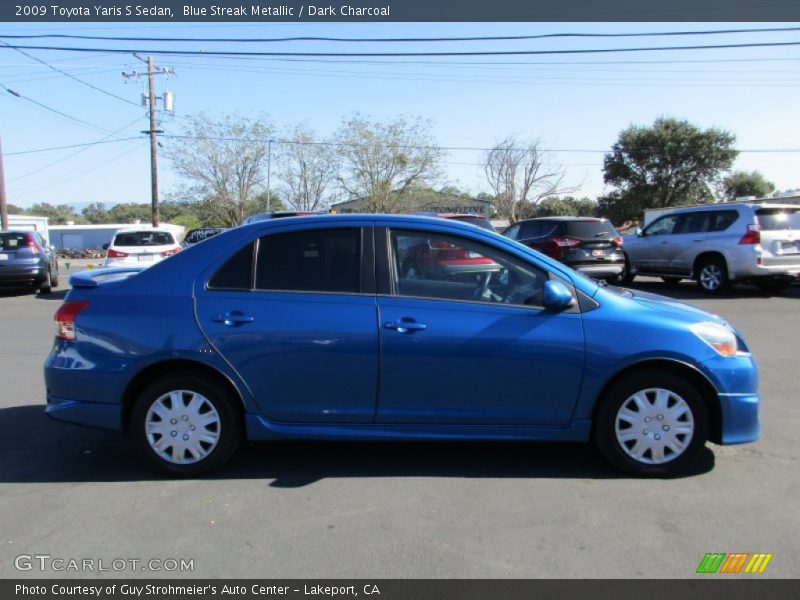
[1, 21, 799, 209]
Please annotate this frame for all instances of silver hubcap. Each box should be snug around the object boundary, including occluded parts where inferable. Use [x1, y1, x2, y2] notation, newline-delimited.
[145, 390, 221, 465]
[699, 264, 722, 290]
[614, 388, 694, 465]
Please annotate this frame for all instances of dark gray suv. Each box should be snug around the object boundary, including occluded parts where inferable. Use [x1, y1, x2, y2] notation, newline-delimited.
[0, 230, 59, 294]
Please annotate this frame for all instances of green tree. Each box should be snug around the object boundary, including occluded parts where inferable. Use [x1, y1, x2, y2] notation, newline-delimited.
[166, 113, 275, 226]
[333, 114, 443, 213]
[5, 203, 25, 215]
[534, 196, 597, 217]
[600, 117, 738, 223]
[82, 202, 111, 224]
[722, 171, 775, 202]
[26, 203, 82, 224]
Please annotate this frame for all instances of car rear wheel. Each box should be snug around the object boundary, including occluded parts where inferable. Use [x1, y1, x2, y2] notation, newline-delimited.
[594, 369, 708, 476]
[130, 372, 241, 476]
[615, 254, 634, 285]
[38, 268, 52, 294]
[696, 257, 729, 295]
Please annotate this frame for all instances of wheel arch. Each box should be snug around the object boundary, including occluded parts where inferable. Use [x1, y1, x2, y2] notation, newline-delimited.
[591, 358, 723, 444]
[693, 251, 728, 278]
[121, 359, 247, 433]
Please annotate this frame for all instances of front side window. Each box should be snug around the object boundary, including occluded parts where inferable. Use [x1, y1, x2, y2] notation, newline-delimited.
[255, 228, 361, 293]
[503, 223, 520, 240]
[390, 230, 548, 307]
[644, 214, 679, 236]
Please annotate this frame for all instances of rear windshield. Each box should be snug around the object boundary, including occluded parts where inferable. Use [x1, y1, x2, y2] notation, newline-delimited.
[449, 216, 496, 231]
[756, 209, 800, 231]
[0, 232, 28, 250]
[113, 231, 175, 246]
[561, 220, 618, 239]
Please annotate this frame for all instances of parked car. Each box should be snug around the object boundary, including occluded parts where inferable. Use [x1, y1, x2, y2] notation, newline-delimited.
[414, 212, 497, 232]
[0, 230, 59, 294]
[103, 228, 182, 268]
[241, 211, 321, 225]
[46, 215, 759, 477]
[503, 217, 625, 281]
[622, 203, 800, 294]
[181, 227, 226, 248]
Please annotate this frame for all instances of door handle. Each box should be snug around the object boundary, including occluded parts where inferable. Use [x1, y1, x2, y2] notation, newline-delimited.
[213, 311, 255, 327]
[384, 319, 427, 334]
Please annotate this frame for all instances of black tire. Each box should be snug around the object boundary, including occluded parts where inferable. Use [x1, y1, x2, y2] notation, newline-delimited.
[51, 262, 59, 288]
[695, 256, 730, 295]
[38, 268, 52, 294]
[755, 279, 790, 294]
[130, 371, 242, 477]
[617, 254, 634, 285]
[594, 369, 709, 477]
[661, 277, 682, 285]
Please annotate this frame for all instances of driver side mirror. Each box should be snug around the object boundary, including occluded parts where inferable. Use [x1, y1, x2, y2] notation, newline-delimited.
[635, 227, 643, 237]
[543, 280, 574, 310]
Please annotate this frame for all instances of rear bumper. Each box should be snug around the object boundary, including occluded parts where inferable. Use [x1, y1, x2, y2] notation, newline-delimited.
[0, 265, 46, 285]
[45, 396, 124, 431]
[571, 263, 625, 278]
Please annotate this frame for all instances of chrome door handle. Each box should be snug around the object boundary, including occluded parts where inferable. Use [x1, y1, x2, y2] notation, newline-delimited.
[213, 311, 254, 327]
[384, 320, 427, 334]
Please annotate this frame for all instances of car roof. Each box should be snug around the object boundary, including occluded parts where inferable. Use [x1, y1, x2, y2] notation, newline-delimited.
[113, 227, 175, 233]
[519, 216, 606, 222]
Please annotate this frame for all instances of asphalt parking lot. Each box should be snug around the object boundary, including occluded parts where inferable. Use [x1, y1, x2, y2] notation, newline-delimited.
[0, 272, 798, 579]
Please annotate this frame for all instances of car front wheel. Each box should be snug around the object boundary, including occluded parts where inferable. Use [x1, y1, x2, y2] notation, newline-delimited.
[130, 372, 241, 476]
[594, 369, 708, 476]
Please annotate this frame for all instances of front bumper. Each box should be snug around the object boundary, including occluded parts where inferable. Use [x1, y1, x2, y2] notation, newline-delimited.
[717, 393, 760, 444]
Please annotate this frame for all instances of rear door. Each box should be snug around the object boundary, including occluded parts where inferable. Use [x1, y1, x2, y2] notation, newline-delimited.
[194, 224, 380, 423]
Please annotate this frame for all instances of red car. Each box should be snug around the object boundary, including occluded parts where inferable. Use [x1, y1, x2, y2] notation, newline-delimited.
[399, 213, 500, 282]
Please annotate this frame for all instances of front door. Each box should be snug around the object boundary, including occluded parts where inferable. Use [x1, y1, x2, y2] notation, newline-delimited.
[376, 228, 585, 426]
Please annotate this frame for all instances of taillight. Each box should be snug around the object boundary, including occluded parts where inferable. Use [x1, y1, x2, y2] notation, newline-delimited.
[25, 234, 40, 255]
[107, 248, 129, 258]
[739, 224, 760, 245]
[160, 246, 181, 257]
[612, 236, 623, 246]
[54, 300, 89, 340]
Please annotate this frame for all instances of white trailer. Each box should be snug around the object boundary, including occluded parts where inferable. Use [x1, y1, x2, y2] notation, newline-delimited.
[5, 214, 50, 239]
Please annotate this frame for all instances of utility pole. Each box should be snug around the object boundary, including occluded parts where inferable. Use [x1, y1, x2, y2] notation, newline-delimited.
[0, 134, 8, 230]
[123, 55, 173, 227]
[266, 138, 273, 211]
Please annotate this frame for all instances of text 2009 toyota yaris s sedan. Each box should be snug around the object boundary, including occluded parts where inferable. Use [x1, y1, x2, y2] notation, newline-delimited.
[44, 215, 760, 477]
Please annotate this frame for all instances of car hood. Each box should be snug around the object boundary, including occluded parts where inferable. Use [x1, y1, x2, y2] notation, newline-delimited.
[604, 285, 727, 326]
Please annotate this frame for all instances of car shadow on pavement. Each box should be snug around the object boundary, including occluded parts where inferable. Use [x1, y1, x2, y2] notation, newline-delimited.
[0, 405, 715, 486]
[624, 280, 800, 301]
[34, 289, 67, 301]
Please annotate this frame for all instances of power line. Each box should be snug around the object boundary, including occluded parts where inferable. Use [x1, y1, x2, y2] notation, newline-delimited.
[2, 26, 799, 44]
[8, 117, 143, 183]
[1, 40, 800, 58]
[0, 81, 107, 133]
[161, 133, 800, 154]
[5, 136, 143, 156]
[0, 40, 141, 107]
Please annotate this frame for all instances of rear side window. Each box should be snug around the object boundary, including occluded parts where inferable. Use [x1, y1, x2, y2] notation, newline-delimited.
[503, 224, 520, 239]
[255, 228, 361, 293]
[709, 210, 739, 232]
[675, 212, 711, 234]
[518, 221, 542, 239]
[208, 242, 254, 290]
[114, 231, 175, 246]
[756, 209, 800, 231]
[449, 216, 495, 231]
[562, 220, 618, 239]
[0, 233, 27, 250]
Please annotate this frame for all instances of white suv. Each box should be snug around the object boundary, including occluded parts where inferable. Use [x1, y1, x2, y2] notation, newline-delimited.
[623, 203, 800, 294]
[103, 228, 182, 268]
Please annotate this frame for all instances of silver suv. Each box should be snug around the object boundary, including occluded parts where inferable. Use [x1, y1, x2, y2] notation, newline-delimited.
[622, 203, 800, 294]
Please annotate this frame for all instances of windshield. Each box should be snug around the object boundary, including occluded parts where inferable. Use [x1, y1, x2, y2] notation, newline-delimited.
[113, 231, 175, 247]
[756, 209, 800, 231]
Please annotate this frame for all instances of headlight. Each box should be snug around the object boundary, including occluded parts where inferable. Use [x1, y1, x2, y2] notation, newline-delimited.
[690, 322, 738, 357]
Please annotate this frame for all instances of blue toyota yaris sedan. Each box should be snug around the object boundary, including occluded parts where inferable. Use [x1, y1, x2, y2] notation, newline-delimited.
[44, 215, 760, 477]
